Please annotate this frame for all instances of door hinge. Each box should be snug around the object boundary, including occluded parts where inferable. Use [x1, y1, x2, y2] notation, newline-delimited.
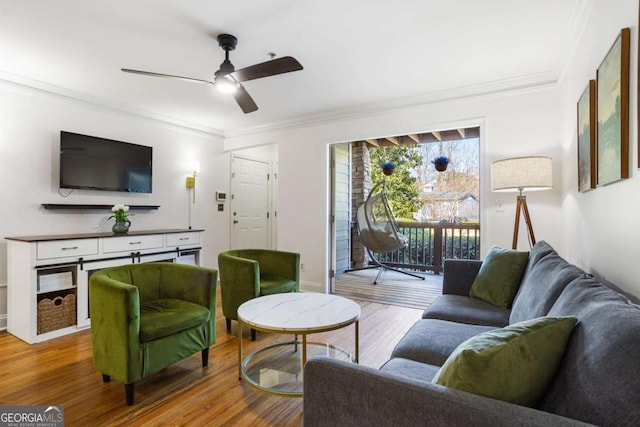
[329, 269, 335, 278]
[267, 212, 270, 219]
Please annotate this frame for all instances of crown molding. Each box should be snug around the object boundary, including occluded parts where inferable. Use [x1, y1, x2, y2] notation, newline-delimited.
[224, 71, 559, 139]
[0, 68, 559, 142]
[0, 70, 225, 138]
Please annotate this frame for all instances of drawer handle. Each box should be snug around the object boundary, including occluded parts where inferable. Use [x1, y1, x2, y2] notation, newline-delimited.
[61, 246, 78, 250]
[129, 241, 142, 245]
[179, 237, 189, 241]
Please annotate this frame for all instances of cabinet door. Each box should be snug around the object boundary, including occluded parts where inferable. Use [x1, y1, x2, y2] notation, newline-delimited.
[79, 258, 131, 327]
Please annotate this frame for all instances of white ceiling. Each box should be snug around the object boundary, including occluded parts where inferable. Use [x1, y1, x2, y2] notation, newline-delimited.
[0, 0, 587, 135]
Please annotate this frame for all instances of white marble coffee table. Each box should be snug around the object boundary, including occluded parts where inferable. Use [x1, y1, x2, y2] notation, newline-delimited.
[237, 292, 361, 397]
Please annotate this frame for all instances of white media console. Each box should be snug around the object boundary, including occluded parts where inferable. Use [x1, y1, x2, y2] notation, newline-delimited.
[6, 229, 203, 344]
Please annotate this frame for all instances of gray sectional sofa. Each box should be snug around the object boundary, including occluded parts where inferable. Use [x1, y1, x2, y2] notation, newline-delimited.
[304, 241, 640, 426]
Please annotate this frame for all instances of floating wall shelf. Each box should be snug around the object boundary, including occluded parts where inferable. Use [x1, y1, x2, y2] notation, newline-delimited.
[41, 204, 160, 210]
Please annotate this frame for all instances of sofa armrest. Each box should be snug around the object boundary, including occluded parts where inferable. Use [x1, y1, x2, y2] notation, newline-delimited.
[442, 259, 482, 295]
[304, 357, 593, 427]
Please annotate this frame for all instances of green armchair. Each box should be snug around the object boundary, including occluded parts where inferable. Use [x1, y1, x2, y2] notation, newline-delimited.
[89, 262, 217, 405]
[218, 249, 300, 340]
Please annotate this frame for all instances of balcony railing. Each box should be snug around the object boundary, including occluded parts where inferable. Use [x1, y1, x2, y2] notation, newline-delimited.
[372, 221, 480, 274]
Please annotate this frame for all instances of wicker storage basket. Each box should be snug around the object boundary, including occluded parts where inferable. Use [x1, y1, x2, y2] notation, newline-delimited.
[37, 293, 77, 334]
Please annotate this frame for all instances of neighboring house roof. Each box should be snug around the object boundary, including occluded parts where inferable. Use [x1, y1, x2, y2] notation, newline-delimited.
[422, 191, 478, 203]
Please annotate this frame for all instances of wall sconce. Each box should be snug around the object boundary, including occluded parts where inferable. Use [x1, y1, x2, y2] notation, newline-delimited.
[186, 161, 200, 203]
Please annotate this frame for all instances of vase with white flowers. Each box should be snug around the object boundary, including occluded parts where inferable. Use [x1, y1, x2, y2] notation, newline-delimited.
[109, 204, 131, 233]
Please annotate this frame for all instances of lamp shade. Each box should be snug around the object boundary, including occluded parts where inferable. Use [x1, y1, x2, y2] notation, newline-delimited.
[491, 156, 553, 192]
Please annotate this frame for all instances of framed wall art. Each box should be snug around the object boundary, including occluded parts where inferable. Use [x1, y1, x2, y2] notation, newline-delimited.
[577, 80, 596, 192]
[596, 27, 630, 186]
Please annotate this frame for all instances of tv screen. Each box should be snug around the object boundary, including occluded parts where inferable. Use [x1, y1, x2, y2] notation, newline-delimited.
[60, 131, 152, 193]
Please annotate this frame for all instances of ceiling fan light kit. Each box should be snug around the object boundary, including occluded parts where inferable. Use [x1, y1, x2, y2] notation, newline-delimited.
[214, 75, 240, 93]
[121, 33, 303, 114]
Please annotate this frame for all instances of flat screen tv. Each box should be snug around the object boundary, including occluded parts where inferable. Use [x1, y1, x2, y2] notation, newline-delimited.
[60, 131, 153, 193]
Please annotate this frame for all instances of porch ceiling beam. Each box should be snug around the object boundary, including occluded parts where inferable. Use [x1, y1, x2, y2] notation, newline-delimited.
[366, 139, 379, 147]
[421, 133, 439, 143]
[457, 128, 466, 139]
[432, 131, 442, 141]
[385, 136, 399, 145]
[408, 134, 420, 143]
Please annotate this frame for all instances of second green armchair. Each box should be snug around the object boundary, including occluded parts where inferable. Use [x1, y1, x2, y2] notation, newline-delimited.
[218, 249, 300, 339]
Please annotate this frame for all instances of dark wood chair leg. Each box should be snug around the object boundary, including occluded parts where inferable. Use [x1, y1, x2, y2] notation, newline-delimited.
[102, 374, 111, 383]
[226, 317, 231, 332]
[125, 383, 135, 406]
[201, 347, 209, 367]
[251, 328, 257, 341]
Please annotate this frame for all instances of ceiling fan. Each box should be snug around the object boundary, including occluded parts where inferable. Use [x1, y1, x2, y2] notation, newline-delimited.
[121, 33, 303, 114]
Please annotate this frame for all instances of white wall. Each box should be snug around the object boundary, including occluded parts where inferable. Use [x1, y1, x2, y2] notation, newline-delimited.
[226, 86, 564, 293]
[559, 0, 640, 297]
[0, 84, 231, 326]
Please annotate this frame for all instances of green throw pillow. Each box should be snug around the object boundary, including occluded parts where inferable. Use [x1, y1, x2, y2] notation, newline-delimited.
[469, 246, 529, 308]
[432, 316, 578, 407]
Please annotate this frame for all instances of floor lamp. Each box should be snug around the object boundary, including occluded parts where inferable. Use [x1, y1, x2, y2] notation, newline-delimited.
[491, 156, 553, 249]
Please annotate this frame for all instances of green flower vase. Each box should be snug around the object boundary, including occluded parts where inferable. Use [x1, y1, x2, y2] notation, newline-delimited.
[112, 220, 131, 234]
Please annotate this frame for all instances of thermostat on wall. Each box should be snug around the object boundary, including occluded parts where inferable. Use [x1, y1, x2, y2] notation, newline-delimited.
[216, 191, 227, 202]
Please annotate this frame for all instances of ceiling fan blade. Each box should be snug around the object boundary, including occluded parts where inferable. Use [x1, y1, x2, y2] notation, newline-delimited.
[233, 84, 258, 114]
[231, 56, 303, 82]
[121, 68, 212, 85]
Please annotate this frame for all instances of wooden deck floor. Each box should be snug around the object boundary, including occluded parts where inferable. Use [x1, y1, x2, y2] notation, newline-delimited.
[334, 268, 443, 310]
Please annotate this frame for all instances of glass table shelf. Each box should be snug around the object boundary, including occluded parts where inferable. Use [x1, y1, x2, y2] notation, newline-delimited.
[242, 340, 354, 397]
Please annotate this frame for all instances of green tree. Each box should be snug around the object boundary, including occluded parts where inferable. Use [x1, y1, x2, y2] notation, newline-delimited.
[370, 145, 422, 219]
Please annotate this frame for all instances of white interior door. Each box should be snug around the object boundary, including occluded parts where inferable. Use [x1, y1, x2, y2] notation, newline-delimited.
[230, 156, 270, 249]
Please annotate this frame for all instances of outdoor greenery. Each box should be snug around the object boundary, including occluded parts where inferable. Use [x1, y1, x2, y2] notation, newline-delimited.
[366, 137, 481, 270]
[370, 145, 422, 219]
[370, 138, 480, 222]
[363, 135, 482, 270]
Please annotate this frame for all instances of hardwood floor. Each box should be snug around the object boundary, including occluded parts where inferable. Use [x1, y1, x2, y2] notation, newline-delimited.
[0, 292, 422, 426]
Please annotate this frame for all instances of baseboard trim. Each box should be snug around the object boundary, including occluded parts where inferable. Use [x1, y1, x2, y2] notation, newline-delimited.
[300, 280, 324, 294]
